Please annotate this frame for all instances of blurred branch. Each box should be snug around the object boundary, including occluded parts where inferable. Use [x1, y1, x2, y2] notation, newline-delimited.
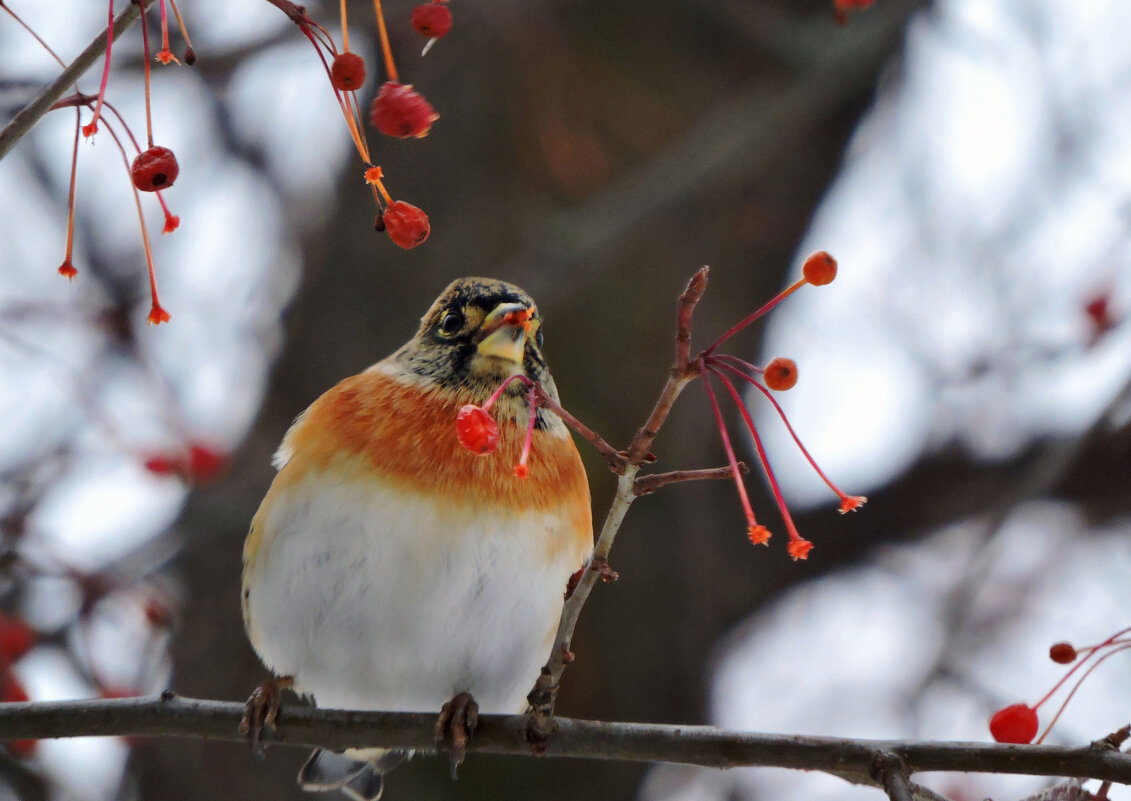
[0, 1, 145, 163]
[1, 695, 1130, 788]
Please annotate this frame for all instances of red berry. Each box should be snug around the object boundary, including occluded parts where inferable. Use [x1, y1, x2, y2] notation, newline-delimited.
[330, 52, 366, 91]
[412, 1, 452, 38]
[0, 615, 37, 666]
[382, 201, 431, 249]
[803, 251, 837, 286]
[764, 357, 798, 391]
[456, 405, 499, 454]
[370, 82, 439, 139]
[1049, 642, 1077, 664]
[989, 703, 1039, 744]
[144, 454, 182, 476]
[131, 146, 180, 192]
[188, 444, 227, 483]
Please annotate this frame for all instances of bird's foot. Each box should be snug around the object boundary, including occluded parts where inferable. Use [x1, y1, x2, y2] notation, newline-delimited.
[434, 691, 479, 778]
[239, 675, 294, 756]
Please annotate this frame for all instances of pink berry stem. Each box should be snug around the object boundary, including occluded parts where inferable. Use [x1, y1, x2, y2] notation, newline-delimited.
[482, 373, 535, 412]
[1033, 626, 1131, 713]
[701, 372, 760, 532]
[102, 121, 168, 323]
[702, 277, 807, 356]
[82, 0, 117, 138]
[1036, 642, 1131, 744]
[516, 383, 537, 472]
[138, 0, 155, 147]
[713, 358, 860, 506]
[61, 107, 81, 271]
[167, 0, 194, 56]
[710, 365, 807, 548]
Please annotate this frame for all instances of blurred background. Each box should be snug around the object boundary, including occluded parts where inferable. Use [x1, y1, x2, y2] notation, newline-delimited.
[1, 0, 1130, 799]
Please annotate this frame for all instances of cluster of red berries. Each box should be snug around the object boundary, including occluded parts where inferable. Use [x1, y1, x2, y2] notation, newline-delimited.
[700, 251, 864, 560]
[280, 0, 457, 249]
[7, 0, 193, 323]
[989, 626, 1131, 744]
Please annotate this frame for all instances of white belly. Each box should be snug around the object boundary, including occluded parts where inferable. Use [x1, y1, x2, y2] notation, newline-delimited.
[244, 475, 586, 714]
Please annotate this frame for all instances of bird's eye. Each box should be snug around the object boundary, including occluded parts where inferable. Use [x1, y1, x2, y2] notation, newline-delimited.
[438, 310, 463, 337]
[535, 327, 544, 349]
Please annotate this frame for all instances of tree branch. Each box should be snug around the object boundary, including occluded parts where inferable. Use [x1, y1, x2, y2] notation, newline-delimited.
[633, 464, 747, 496]
[0, 1, 146, 163]
[0, 695, 1129, 788]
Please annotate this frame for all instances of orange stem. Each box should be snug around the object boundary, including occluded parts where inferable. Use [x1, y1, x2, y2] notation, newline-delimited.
[371, 0, 398, 82]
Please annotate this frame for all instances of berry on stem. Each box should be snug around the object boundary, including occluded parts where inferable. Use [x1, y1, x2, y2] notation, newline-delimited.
[1049, 642, 1077, 664]
[457, 405, 499, 454]
[131, 146, 180, 192]
[802, 251, 837, 286]
[382, 202, 430, 249]
[331, 52, 367, 91]
[412, 1, 452, 38]
[989, 703, 1039, 744]
[370, 82, 439, 138]
[763, 357, 798, 391]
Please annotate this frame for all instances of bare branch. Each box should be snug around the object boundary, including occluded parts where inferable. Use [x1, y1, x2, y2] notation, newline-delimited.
[634, 464, 747, 496]
[0, 1, 145, 163]
[0, 695, 1130, 787]
[675, 266, 710, 373]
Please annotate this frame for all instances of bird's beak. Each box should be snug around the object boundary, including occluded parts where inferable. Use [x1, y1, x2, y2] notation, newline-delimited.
[476, 303, 531, 364]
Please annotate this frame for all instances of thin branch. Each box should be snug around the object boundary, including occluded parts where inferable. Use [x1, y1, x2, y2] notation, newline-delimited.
[529, 268, 712, 740]
[0, 1, 146, 163]
[633, 464, 747, 496]
[625, 268, 709, 464]
[0, 696, 1130, 786]
[535, 387, 626, 473]
[874, 752, 915, 801]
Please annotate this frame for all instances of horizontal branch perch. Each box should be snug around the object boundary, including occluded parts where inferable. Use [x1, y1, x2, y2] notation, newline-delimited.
[0, 695, 1128, 787]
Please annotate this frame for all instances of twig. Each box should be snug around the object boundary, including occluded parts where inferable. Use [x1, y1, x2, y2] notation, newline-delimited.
[527, 268, 711, 741]
[535, 387, 626, 473]
[633, 464, 747, 496]
[625, 267, 709, 465]
[0, 1, 146, 163]
[0, 696, 1130, 786]
[874, 752, 915, 801]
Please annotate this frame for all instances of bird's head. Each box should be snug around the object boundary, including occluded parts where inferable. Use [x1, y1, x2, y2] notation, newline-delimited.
[392, 277, 558, 409]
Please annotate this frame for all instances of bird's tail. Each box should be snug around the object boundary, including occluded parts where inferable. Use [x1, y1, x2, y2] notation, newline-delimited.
[298, 748, 408, 801]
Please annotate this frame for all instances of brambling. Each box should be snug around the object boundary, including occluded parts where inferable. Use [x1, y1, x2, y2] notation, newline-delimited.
[241, 278, 593, 800]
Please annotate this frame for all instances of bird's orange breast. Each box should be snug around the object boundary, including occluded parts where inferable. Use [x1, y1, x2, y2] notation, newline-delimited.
[277, 367, 591, 524]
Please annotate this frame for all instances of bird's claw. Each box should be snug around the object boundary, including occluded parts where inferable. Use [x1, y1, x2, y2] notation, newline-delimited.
[239, 675, 294, 757]
[434, 691, 478, 778]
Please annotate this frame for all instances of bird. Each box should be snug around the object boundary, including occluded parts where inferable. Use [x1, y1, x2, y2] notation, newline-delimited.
[241, 277, 593, 800]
